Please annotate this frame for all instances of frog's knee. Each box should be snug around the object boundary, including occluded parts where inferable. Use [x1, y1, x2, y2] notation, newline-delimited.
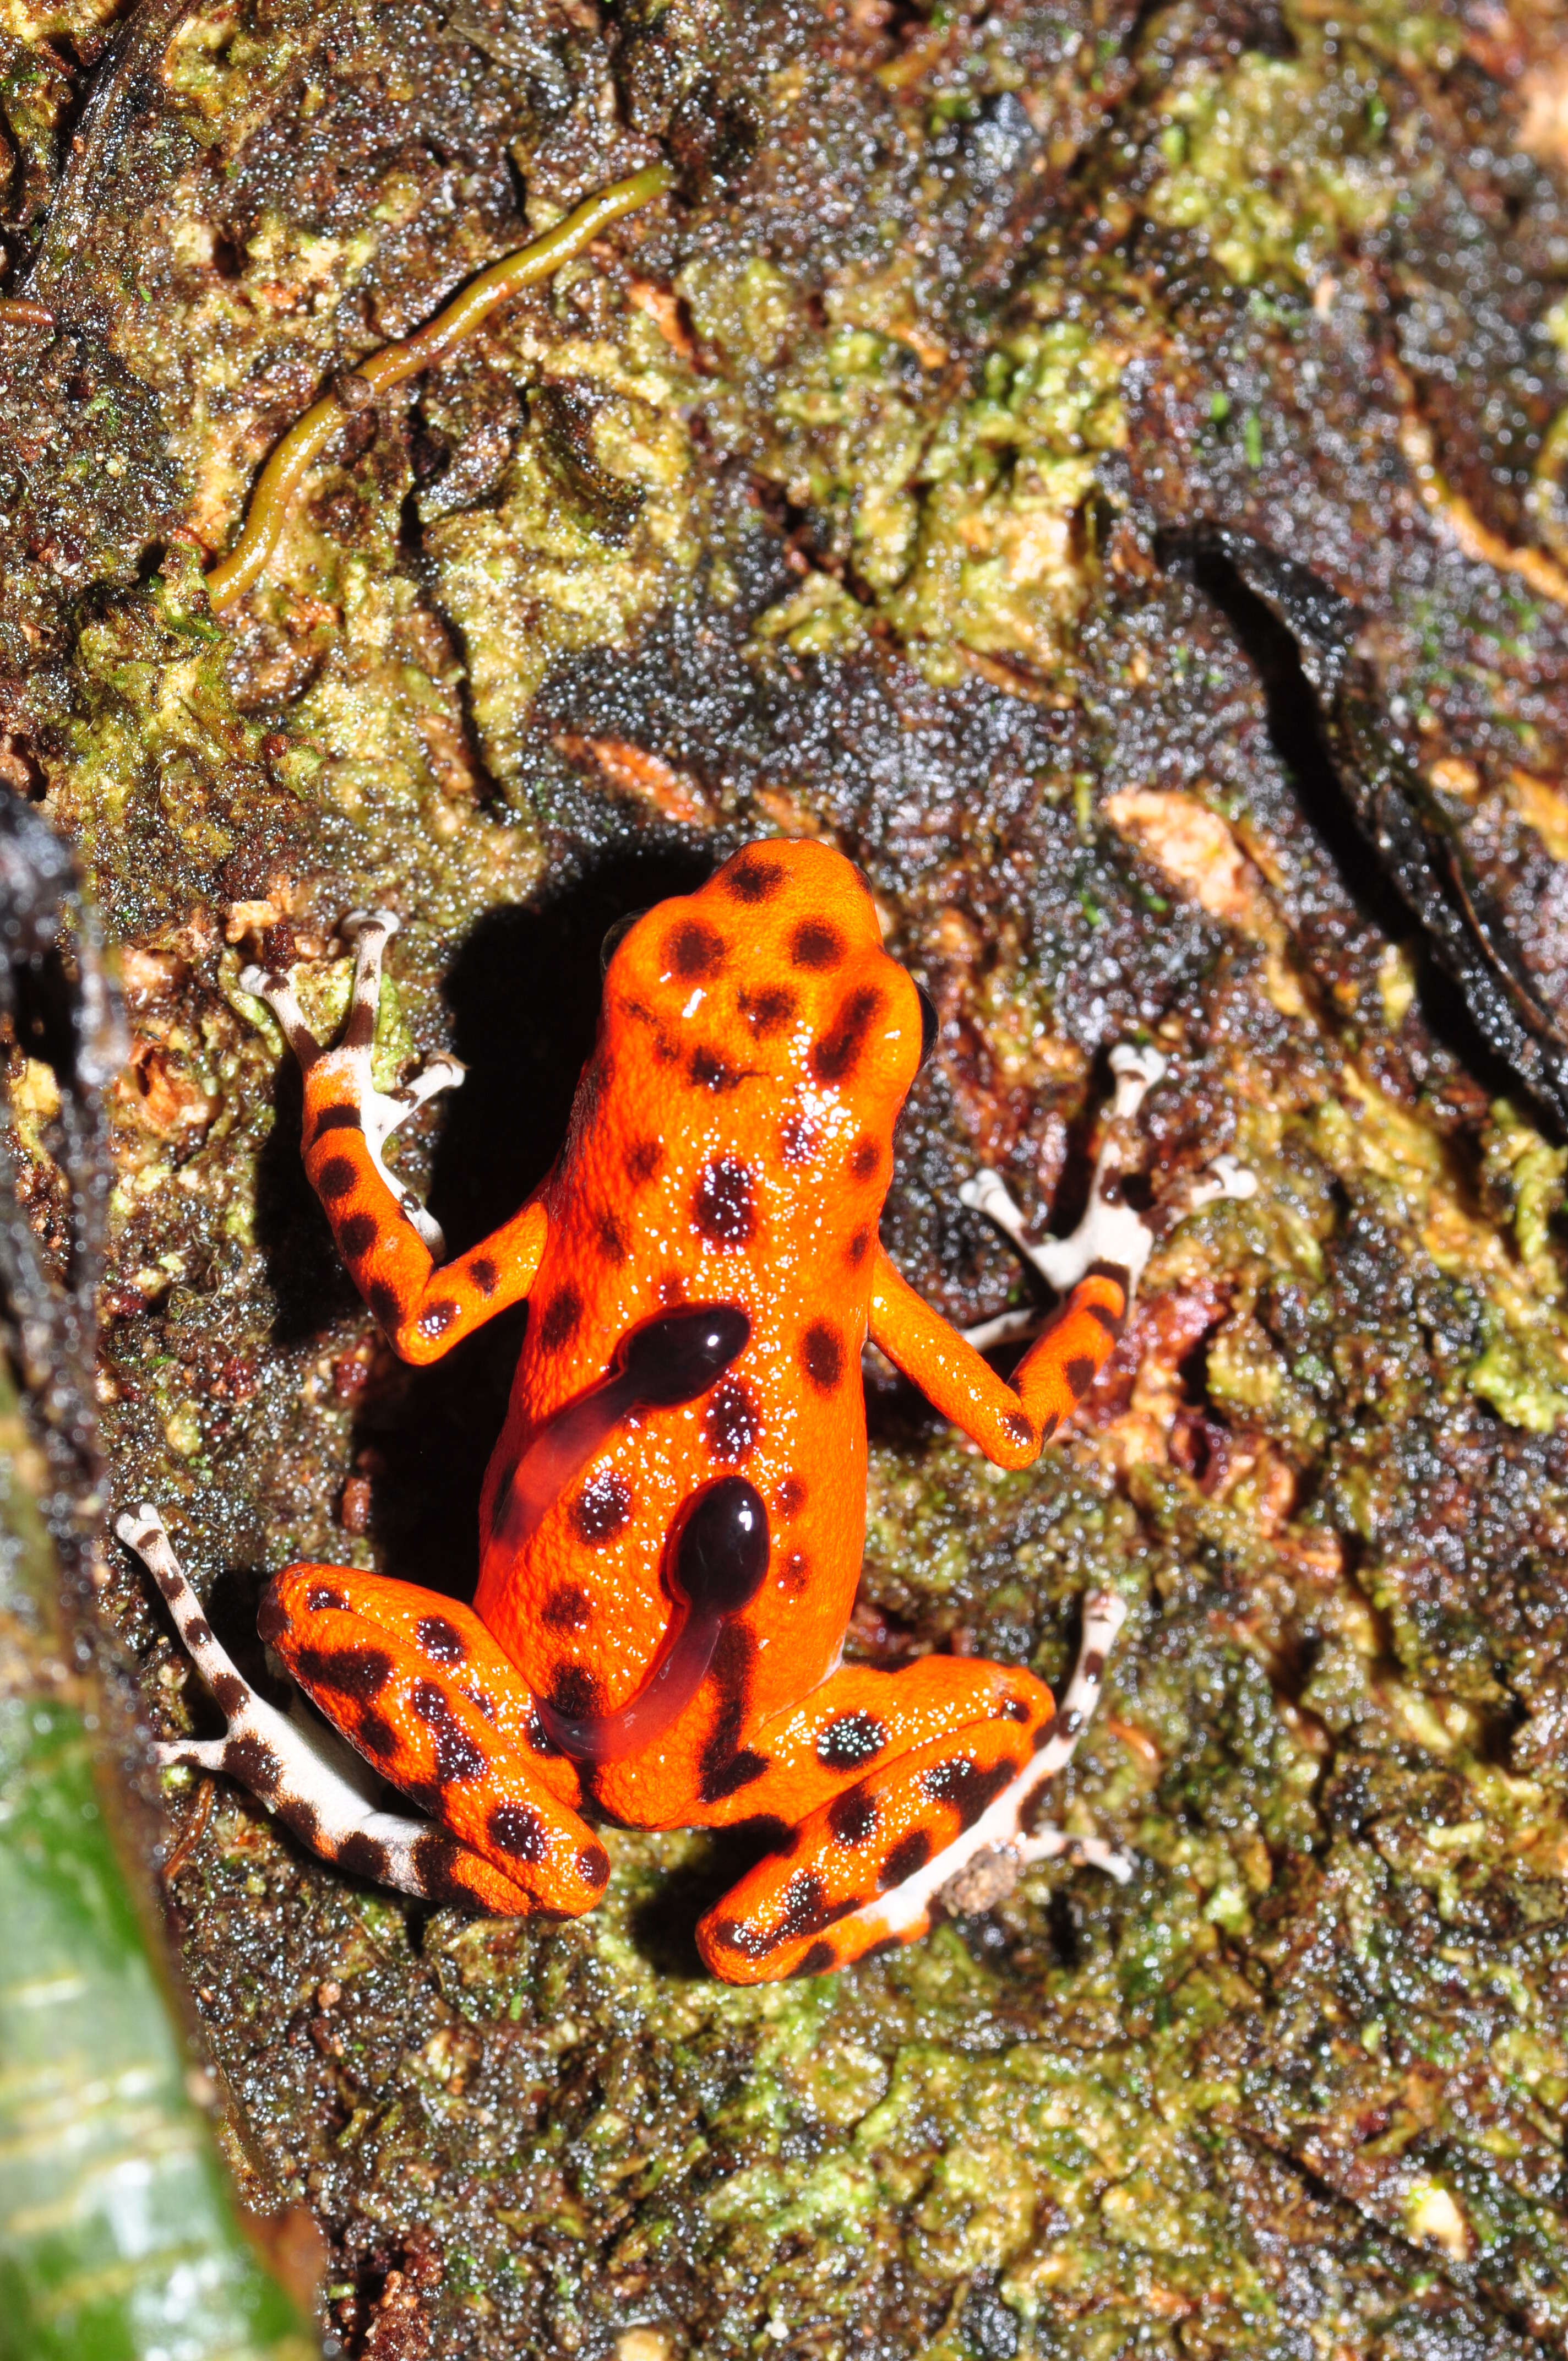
[697, 1851, 875, 1985]
[257, 1560, 349, 1651]
[262, 1568, 610, 1916]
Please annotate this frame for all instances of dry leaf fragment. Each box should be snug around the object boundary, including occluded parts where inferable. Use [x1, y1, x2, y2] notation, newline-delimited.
[626, 279, 700, 367]
[1104, 788, 1265, 930]
[121, 1038, 219, 1139]
[554, 734, 714, 826]
[1507, 768, 1568, 863]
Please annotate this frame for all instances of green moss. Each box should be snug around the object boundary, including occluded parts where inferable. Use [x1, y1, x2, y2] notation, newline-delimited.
[57, 551, 265, 896]
[876, 317, 1124, 685]
[1140, 39, 1407, 291]
[684, 265, 1130, 685]
[1483, 1103, 1568, 1270]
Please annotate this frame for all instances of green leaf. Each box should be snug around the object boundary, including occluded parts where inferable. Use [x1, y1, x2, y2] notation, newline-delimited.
[0, 1401, 316, 2361]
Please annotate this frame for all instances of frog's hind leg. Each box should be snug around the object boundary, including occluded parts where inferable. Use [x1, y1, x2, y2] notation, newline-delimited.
[697, 1590, 1128, 1984]
[117, 1506, 533, 1911]
[260, 1561, 611, 1919]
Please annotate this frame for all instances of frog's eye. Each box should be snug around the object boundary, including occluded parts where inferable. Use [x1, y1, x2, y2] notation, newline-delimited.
[916, 981, 939, 1069]
[600, 909, 647, 975]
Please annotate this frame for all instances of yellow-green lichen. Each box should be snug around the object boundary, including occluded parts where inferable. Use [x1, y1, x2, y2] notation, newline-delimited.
[684, 252, 1130, 686]
[1308, 1076, 1568, 1433]
[878, 324, 1124, 684]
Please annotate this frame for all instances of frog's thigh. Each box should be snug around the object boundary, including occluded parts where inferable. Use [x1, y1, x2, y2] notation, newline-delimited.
[695, 1659, 1053, 1984]
[263, 1565, 609, 1917]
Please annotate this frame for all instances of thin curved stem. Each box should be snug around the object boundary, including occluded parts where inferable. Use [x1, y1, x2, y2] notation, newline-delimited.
[206, 160, 673, 611]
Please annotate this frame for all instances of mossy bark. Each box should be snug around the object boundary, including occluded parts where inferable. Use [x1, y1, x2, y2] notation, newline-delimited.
[3, 0, 1568, 2352]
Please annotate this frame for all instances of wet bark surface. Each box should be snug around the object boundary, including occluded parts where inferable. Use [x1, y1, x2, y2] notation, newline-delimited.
[4, 0, 1568, 2351]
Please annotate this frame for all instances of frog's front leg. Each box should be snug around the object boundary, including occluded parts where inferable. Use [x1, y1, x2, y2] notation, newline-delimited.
[693, 1593, 1127, 1983]
[873, 1044, 1257, 1456]
[960, 1044, 1256, 1353]
[243, 910, 547, 1363]
[119, 1508, 608, 1917]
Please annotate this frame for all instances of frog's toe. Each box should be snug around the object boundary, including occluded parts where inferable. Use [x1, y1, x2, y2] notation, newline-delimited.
[238, 962, 321, 1065]
[1179, 1153, 1257, 1215]
[339, 1059, 464, 1259]
[341, 906, 400, 943]
[335, 905, 397, 1055]
[390, 1053, 466, 1119]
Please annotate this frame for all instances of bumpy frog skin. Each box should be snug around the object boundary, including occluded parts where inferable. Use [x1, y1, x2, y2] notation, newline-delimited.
[121, 840, 1230, 1982]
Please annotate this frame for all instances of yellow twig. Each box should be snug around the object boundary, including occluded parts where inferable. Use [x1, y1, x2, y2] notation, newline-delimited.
[206, 161, 674, 612]
[1400, 410, 1568, 611]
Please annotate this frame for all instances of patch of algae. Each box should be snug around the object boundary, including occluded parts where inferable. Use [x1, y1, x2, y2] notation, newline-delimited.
[44, 548, 285, 924]
[1316, 1076, 1568, 1437]
[684, 260, 1131, 685]
[0, 0, 117, 42]
[411, 1830, 1294, 2357]
[1138, 43, 1412, 292]
[1207, 1053, 1568, 1441]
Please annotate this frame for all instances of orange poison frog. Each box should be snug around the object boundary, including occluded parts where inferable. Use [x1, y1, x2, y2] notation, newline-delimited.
[120, 841, 1248, 1979]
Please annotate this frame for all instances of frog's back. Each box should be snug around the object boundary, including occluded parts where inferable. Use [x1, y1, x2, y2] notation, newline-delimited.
[476, 841, 927, 1739]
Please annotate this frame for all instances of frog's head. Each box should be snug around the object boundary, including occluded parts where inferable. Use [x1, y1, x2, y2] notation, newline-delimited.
[598, 839, 935, 1129]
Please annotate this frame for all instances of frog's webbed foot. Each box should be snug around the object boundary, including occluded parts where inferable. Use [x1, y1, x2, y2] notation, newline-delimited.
[935, 1595, 1136, 1912]
[889, 1588, 1135, 1936]
[873, 1590, 1135, 1930]
[938, 1828, 1130, 1912]
[960, 1045, 1255, 1351]
[117, 1504, 527, 1910]
[241, 909, 464, 1259]
[918, 1587, 1134, 1915]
